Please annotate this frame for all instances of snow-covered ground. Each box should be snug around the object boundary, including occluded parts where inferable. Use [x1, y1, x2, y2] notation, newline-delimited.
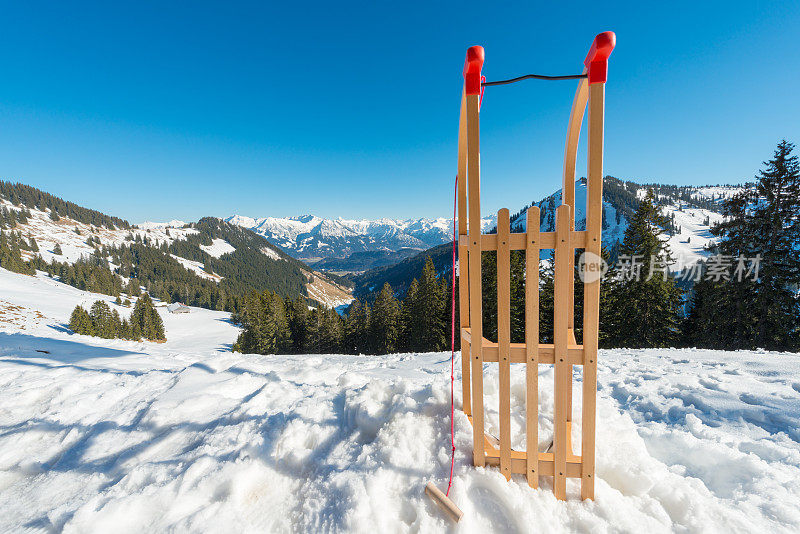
[169, 254, 224, 282]
[200, 238, 236, 258]
[661, 206, 726, 267]
[1, 267, 799, 532]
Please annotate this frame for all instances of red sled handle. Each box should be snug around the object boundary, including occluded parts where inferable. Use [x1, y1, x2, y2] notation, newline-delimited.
[584, 31, 616, 84]
[463, 45, 485, 95]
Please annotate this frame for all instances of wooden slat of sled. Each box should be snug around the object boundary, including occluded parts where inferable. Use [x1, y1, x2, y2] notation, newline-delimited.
[497, 208, 512, 480]
[525, 206, 540, 488]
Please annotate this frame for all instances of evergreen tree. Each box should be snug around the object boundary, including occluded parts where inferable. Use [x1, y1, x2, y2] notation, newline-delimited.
[603, 190, 684, 348]
[232, 290, 292, 354]
[287, 296, 309, 353]
[344, 298, 370, 353]
[303, 306, 342, 354]
[416, 256, 447, 351]
[68, 305, 94, 336]
[120, 318, 132, 339]
[689, 140, 800, 350]
[127, 278, 140, 297]
[130, 293, 165, 341]
[52, 243, 62, 255]
[90, 300, 115, 338]
[369, 283, 400, 354]
[0, 230, 34, 274]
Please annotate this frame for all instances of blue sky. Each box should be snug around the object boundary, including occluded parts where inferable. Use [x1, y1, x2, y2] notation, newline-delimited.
[0, 1, 798, 222]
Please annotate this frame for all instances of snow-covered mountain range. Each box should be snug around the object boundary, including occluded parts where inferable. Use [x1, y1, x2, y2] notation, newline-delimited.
[225, 214, 496, 264]
[228, 179, 743, 273]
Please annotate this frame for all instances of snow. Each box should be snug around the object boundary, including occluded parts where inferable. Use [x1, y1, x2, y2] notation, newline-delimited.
[260, 246, 283, 261]
[1, 267, 799, 532]
[138, 220, 188, 230]
[660, 206, 725, 266]
[691, 186, 744, 202]
[0, 199, 199, 266]
[225, 213, 495, 258]
[199, 238, 236, 258]
[512, 181, 628, 261]
[169, 254, 222, 282]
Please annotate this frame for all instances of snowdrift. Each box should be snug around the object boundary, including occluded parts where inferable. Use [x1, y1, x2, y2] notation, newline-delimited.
[0, 268, 799, 532]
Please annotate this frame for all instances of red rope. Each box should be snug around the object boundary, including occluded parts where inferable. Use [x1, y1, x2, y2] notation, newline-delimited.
[446, 173, 458, 497]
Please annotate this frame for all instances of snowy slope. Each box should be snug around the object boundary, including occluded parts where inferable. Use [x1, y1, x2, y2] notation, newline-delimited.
[661, 206, 726, 267]
[511, 180, 742, 266]
[1, 198, 199, 265]
[200, 238, 236, 258]
[1, 267, 799, 532]
[511, 179, 628, 248]
[169, 254, 224, 282]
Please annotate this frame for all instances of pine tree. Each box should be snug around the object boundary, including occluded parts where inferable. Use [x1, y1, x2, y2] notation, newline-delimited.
[539, 260, 555, 343]
[0, 230, 34, 274]
[369, 283, 400, 354]
[269, 292, 292, 353]
[232, 290, 293, 354]
[303, 306, 342, 354]
[691, 140, 800, 350]
[399, 278, 422, 351]
[68, 305, 94, 336]
[287, 296, 309, 353]
[127, 278, 140, 297]
[417, 257, 447, 351]
[120, 318, 132, 339]
[603, 190, 684, 348]
[52, 243, 62, 255]
[344, 298, 370, 353]
[481, 251, 498, 342]
[90, 300, 115, 338]
[130, 293, 165, 341]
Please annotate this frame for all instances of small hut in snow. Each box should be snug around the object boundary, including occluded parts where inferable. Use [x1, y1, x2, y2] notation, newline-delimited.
[167, 302, 190, 314]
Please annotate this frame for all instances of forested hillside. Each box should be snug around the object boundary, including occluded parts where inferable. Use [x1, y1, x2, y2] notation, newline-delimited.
[0, 182, 351, 313]
[0, 181, 130, 229]
[350, 242, 454, 300]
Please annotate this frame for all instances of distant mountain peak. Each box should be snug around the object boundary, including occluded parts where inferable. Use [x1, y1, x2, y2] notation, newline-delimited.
[225, 213, 496, 264]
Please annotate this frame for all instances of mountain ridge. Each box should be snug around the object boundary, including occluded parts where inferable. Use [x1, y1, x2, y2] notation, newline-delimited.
[0, 182, 353, 311]
[350, 177, 744, 300]
[224, 213, 495, 266]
